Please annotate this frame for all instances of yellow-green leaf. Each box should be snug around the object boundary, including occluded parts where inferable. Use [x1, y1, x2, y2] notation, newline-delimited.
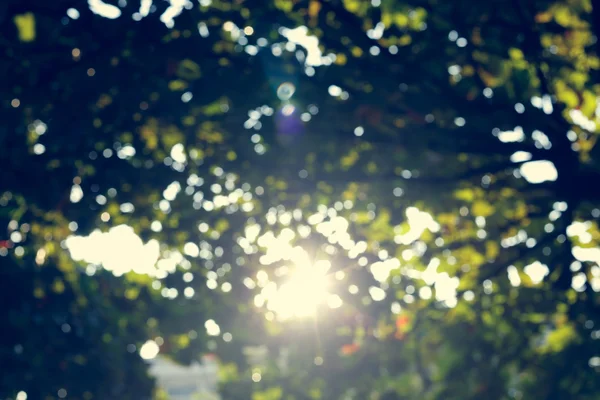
[177, 59, 201, 80]
[394, 13, 409, 28]
[580, 90, 596, 117]
[168, 80, 189, 91]
[454, 188, 475, 202]
[14, 13, 36, 42]
[539, 324, 578, 353]
[52, 278, 65, 294]
[508, 48, 524, 60]
[472, 200, 495, 217]
[485, 241, 499, 259]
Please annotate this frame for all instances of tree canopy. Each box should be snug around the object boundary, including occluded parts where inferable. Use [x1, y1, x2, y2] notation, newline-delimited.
[3, 0, 600, 399]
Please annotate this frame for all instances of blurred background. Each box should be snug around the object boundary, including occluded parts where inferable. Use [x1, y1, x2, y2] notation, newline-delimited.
[2, 0, 600, 399]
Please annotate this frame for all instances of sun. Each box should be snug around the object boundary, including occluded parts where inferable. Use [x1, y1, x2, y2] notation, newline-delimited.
[266, 261, 330, 320]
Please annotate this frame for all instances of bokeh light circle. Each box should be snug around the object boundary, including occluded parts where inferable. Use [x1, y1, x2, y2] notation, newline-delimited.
[277, 82, 296, 101]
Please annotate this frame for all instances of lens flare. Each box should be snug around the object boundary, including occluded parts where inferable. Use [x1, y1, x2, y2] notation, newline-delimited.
[266, 261, 330, 320]
[277, 82, 296, 101]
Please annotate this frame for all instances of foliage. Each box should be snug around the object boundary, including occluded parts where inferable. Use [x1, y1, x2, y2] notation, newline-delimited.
[2, 0, 600, 399]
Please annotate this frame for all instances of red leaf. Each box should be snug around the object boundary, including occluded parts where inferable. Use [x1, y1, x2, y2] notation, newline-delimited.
[340, 343, 360, 355]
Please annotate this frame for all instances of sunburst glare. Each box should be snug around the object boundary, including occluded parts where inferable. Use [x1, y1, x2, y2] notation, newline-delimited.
[266, 260, 330, 320]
